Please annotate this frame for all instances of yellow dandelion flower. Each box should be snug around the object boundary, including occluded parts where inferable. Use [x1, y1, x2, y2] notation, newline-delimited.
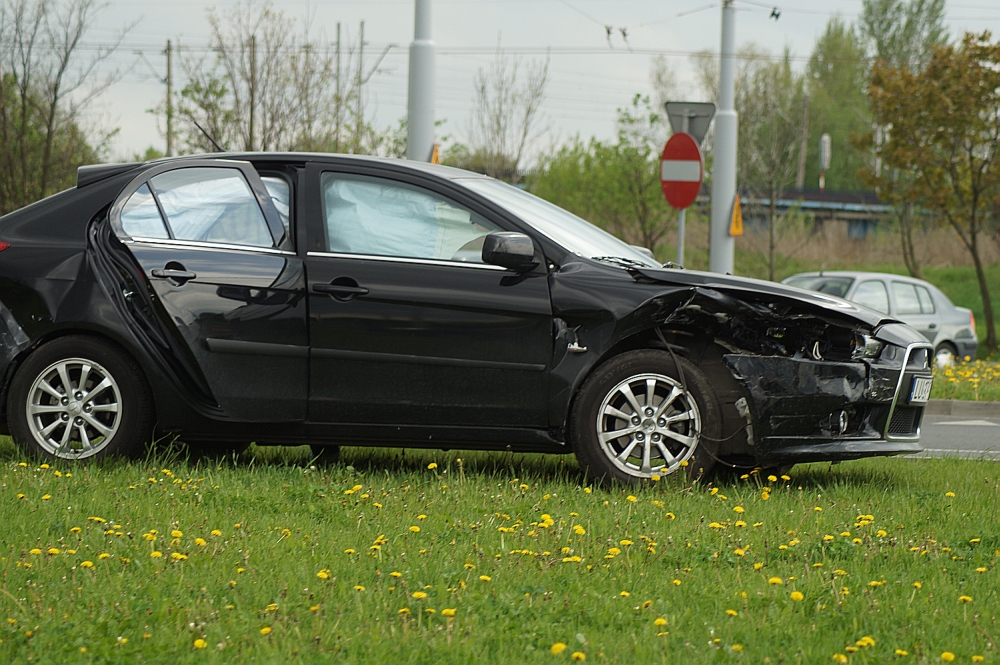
[620, 539, 633, 546]
[427, 462, 437, 469]
[626, 495, 637, 502]
[442, 608, 456, 617]
[390, 571, 402, 577]
[412, 591, 428, 599]
[958, 595, 973, 603]
[895, 649, 909, 656]
[41, 494, 50, 500]
[353, 585, 365, 591]
[726, 609, 738, 617]
[832, 655, 848, 664]
[98, 553, 110, 559]
[260, 627, 272, 636]
[573, 525, 586, 536]
[941, 653, 955, 662]
[970, 538, 981, 543]
[398, 608, 411, 615]
[80, 560, 94, 568]
[876, 530, 887, 538]
[768, 577, 783, 585]
[170, 552, 187, 561]
[194, 538, 206, 547]
[619, 591, 630, 597]
[767, 475, 778, 482]
[945, 492, 955, 497]
[972, 656, 985, 662]
[551, 642, 567, 655]
[790, 591, 804, 602]
[193, 639, 207, 649]
[672, 579, 681, 586]
[409, 526, 421, 533]
[344, 548, 356, 554]
[317, 570, 330, 580]
[211, 530, 222, 536]
[732, 644, 744, 652]
[976, 567, 987, 573]
[29, 548, 41, 555]
[753, 562, 763, 570]
[47, 548, 60, 555]
[733, 506, 744, 514]
[417, 514, 427, 520]
[912, 582, 922, 589]
[150, 551, 163, 558]
[70, 527, 81, 534]
[654, 617, 667, 626]
[761, 491, 770, 500]
[170, 530, 183, 538]
[479, 575, 491, 582]
[571, 652, 586, 661]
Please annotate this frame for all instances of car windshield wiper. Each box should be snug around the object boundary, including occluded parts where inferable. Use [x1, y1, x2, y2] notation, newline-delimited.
[591, 256, 650, 268]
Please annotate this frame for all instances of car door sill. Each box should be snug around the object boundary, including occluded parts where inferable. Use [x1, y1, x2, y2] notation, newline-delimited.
[311, 347, 546, 371]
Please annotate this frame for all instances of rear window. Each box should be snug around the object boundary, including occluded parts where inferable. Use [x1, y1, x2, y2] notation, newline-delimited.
[891, 282, 922, 316]
[785, 276, 854, 298]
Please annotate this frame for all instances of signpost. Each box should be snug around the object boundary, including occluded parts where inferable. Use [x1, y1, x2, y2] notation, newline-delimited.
[663, 102, 716, 266]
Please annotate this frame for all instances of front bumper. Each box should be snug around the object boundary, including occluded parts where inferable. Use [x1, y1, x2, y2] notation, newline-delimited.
[723, 328, 933, 464]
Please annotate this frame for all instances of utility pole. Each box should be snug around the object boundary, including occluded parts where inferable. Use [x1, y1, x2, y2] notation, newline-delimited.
[165, 39, 174, 156]
[335, 22, 342, 152]
[406, 0, 435, 162]
[709, 0, 737, 275]
[356, 21, 365, 148]
[677, 114, 690, 266]
[248, 34, 256, 151]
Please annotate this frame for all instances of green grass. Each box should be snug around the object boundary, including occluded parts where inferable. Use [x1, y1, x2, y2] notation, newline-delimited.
[932, 360, 1000, 402]
[2, 438, 998, 664]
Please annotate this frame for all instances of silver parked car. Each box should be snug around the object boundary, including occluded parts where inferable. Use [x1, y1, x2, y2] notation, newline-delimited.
[782, 271, 977, 365]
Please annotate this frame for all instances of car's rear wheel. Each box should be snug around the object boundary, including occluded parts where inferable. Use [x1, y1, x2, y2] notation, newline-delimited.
[7, 336, 152, 461]
[934, 342, 958, 367]
[570, 349, 722, 484]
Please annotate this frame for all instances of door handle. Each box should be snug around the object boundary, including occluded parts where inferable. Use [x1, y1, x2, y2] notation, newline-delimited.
[314, 277, 369, 301]
[151, 266, 197, 285]
[928, 323, 937, 329]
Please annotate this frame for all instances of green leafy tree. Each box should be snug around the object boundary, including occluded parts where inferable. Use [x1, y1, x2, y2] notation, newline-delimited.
[533, 95, 673, 253]
[864, 32, 1000, 351]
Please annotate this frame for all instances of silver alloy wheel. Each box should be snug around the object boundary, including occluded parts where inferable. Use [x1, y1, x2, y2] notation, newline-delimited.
[595, 372, 702, 478]
[24, 357, 122, 459]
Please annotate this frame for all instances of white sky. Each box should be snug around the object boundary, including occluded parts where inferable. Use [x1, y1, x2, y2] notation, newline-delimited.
[86, 0, 1000, 161]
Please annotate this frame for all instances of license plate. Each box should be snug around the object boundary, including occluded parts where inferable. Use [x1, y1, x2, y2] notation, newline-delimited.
[909, 376, 932, 403]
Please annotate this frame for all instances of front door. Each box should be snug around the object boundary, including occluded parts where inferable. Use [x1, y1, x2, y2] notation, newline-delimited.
[114, 161, 308, 421]
[303, 165, 552, 427]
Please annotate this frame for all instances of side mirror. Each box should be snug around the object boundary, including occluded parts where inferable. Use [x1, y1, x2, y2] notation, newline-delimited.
[482, 232, 538, 272]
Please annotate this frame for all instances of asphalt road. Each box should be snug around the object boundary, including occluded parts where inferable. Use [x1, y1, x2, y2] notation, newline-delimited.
[910, 413, 1000, 460]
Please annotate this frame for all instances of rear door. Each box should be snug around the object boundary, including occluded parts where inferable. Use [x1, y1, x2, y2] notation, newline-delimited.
[302, 164, 553, 427]
[890, 280, 938, 342]
[112, 160, 308, 421]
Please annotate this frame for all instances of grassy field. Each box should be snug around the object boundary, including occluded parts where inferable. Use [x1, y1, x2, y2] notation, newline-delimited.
[932, 360, 1000, 402]
[1, 437, 998, 664]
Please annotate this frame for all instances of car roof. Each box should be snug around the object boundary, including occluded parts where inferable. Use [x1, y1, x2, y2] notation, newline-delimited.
[77, 152, 491, 189]
[785, 271, 935, 287]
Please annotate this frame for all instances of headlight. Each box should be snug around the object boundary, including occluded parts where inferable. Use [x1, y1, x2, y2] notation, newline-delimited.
[852, 332, 884, 359]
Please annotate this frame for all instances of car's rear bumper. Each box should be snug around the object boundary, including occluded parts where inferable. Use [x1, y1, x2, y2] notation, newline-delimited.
[956, 339, 978, 361]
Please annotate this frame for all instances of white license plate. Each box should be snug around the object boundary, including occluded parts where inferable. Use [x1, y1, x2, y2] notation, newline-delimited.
[909, 377, 932, 403]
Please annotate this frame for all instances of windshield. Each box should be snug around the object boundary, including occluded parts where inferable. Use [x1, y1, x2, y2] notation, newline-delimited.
[784, 276, 854, 298]
[461, 178, 660, 268]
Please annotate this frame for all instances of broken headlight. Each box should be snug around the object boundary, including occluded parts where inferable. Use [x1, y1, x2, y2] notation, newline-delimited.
[851, 332, 884, 360]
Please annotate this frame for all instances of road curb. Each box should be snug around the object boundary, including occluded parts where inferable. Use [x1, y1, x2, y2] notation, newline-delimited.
[926, 399, 1000, 417]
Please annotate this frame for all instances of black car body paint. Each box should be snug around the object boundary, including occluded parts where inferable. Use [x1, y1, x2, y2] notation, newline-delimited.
[0, 153, 933, 466]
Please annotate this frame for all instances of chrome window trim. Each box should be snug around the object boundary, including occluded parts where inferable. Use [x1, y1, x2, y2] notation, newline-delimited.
[126, 236, 296, 256]
[884, 341, 933, 443]
[306, 251, 507, 271]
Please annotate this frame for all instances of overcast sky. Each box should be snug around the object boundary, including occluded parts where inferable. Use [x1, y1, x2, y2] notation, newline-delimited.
[89, 0, 1000, 161]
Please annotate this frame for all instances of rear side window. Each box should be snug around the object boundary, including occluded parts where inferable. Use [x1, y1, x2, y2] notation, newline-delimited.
[120, 183, 169, 239]
[785, 276, 853, 298]
[891, 282, 922, 315]
[915, 285, 936, 314]
[151, 168, 274, 248]
[853, 280, 889, 314]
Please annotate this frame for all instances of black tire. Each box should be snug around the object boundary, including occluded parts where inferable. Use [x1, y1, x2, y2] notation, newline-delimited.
[570, 349, 722, 485]
[310, 444, 341, 466]
[7, 335, 153, 461]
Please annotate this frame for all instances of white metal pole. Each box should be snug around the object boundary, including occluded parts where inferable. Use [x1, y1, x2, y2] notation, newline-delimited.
[709, 0, 737, 274]
[406, 0, 435, 161]
[676, 114, 690, 266]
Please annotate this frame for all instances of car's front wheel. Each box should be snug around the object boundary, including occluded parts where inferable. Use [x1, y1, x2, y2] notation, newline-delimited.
[934, 342, 958, 367]
[570, 349, 722, 484]
[7, 336, 153, 461]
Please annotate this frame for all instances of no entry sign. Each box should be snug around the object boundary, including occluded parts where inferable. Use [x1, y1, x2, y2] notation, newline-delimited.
[660, 132, 703, 210]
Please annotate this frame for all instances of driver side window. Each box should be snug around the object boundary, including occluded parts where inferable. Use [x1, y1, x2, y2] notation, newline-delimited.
[320, 173, 500, 263]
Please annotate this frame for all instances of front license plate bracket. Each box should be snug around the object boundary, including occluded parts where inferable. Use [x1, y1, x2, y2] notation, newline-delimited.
[909, 376, 932, 404]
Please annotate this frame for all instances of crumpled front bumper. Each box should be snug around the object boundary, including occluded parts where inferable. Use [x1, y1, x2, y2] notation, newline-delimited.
[723, 323, 933, 464]
[0, 298, 32, 434]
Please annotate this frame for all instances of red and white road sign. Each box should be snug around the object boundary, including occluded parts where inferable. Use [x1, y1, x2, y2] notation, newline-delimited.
[660, 132, 703, 210]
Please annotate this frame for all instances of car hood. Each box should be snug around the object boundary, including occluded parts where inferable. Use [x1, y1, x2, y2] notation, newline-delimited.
[631, 267, 895, 329]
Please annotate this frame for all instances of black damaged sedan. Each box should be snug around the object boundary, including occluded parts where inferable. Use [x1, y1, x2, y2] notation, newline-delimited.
[0, 154, 933, 482]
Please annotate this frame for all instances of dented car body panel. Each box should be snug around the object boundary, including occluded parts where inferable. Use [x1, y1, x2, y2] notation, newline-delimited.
[0, 153, 932, 466]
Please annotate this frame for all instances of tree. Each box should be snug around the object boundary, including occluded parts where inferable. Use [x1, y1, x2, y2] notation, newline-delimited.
[456, 49, 548, 183]
[864, 32, 1000, 351]
[739, 53, 807, 281]
[533, 95, 674, 253]
[857, 0, 949, 277]
[0, 0, 125, 214]
[177, 0, 400, 156]
[803, 17, 869, 193]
